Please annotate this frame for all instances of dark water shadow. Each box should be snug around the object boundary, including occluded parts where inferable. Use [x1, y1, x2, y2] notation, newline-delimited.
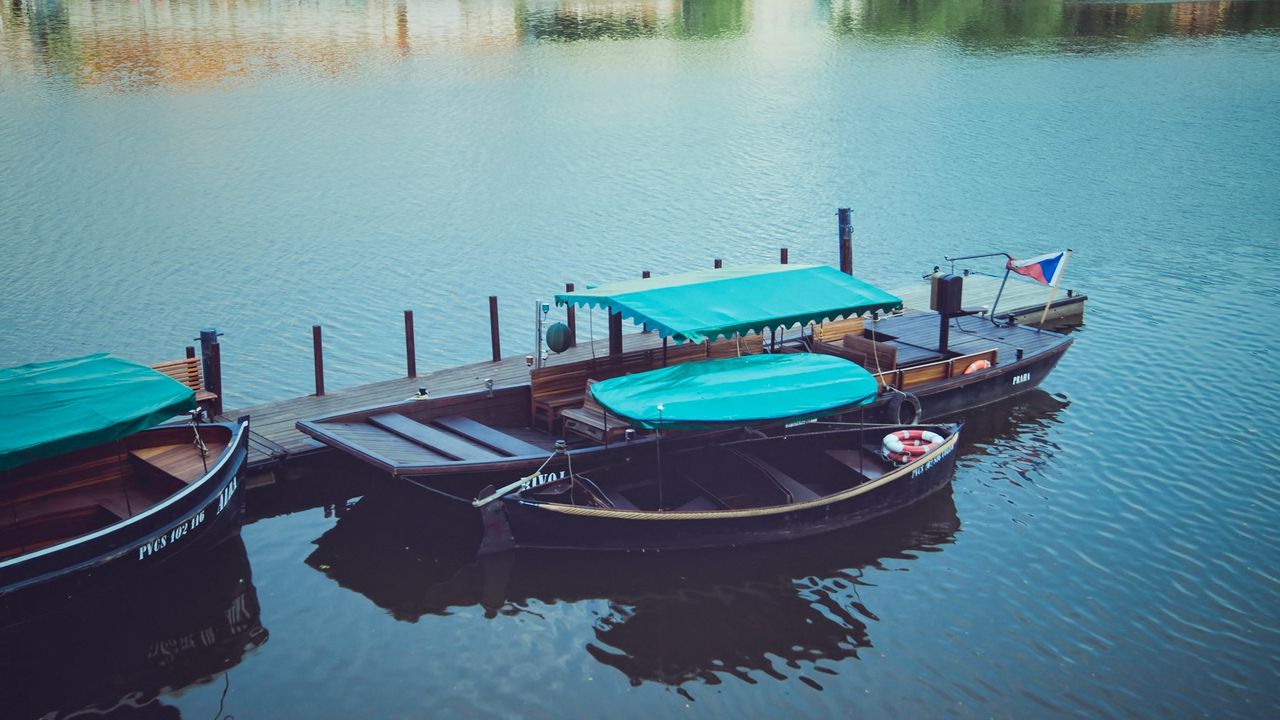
[307, 482, 959, 691]
[0, 535, 266, 720]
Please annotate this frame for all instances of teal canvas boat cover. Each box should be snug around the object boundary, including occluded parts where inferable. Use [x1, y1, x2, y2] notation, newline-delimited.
[555, 264, 902, 344]
[0, 354, 196, 472]
[589, 354, 878, 429]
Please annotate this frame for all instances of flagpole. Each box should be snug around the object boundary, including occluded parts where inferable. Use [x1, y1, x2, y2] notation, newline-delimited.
[1035, 250, 1070, 333]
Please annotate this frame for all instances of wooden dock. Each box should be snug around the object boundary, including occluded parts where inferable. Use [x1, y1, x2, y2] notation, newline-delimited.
[224, 272, 1085, 481]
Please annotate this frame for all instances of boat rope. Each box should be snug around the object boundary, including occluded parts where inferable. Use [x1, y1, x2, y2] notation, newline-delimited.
[189, 409, 209, 474]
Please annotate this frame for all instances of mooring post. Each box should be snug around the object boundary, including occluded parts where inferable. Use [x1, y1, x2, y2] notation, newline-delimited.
[838, 208, 853, 275]
[312, 325, 325, 396]
[489, 295, 501, 362]
[404, 309, 416, 378]
[209, 342, 223, 416]
[564, 283, 576, 348]
[714, 258, 723, 269]
[196, 328, 223, 416]
[642, 270, 651, 278]
[608, 311, 623, 355]
[780, 247, 789, 264]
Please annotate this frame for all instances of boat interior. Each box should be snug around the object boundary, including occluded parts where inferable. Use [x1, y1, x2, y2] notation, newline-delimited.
[298, 309, 1064, 478]
[524, 429, 913, 512]
[0, 425, 231, 561]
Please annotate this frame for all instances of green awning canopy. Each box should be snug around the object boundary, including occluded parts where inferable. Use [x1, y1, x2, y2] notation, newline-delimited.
[0, 354, 196, 472]
[589, 354, 878, 430]
[555, 264, 902, 344]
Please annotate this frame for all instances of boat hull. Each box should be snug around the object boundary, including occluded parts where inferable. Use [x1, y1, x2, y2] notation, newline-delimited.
[0, 421, 250, 619]
[484, 427, 959, 553]
[857, 338, 1072, 423]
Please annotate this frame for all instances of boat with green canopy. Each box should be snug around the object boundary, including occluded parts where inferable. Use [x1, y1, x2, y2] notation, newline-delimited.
[1, 354, 250, 608]
[469, 351, 959, 553]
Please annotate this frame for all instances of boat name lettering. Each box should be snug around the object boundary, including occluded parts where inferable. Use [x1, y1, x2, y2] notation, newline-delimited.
[217, 475, 239, 514]
[1012, 372, 1031, 385]
[912, 443, 955, 478]
[138, 507, 208, 561]
[520, 470, 566, 492]
[784, 418, 816, 429]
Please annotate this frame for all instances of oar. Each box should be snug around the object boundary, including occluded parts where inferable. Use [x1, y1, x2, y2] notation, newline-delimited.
[472, 440, 567, 507]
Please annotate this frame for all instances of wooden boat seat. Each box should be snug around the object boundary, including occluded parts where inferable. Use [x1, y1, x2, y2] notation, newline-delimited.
[435, 416, 545, 457]
[561, 381, 634, 444]
[825, 448, 889, 481]
[369, 413, 502, 462]
[729, 450, 821, 503]
[130, 442, 228, 485]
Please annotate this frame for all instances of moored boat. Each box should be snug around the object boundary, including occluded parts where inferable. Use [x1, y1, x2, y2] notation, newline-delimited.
[475, 423, 960, 553]
[0, 354, 250, 611]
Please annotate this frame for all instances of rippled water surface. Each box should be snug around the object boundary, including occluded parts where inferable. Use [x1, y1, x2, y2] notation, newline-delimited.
[3, 0, 1279, 717]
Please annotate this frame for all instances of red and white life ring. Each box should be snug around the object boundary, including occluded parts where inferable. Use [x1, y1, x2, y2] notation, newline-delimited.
[882, 429, 944, 464]
[964, 359, 992, 374]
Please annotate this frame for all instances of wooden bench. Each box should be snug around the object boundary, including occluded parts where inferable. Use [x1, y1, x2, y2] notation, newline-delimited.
[811, 317, 865, 344]
[436, 416, 546, 458]
[150, 356, 219, 414]
[369, 413, 502, 462]
[561, 381, 636, 444]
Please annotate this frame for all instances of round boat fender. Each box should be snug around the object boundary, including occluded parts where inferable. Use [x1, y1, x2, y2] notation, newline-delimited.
[887, 391, 922, 425]
[964, 359, 992, 374]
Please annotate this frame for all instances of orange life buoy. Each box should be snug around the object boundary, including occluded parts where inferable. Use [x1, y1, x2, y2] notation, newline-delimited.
[964, 359, 992, 375]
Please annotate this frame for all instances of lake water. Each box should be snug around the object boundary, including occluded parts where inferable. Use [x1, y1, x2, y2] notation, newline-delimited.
[3, 0, 1279, 717]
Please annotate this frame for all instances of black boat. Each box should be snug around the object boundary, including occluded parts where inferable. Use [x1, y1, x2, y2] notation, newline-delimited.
[0, 354, 250, 612]
[475, 422, 960, 553]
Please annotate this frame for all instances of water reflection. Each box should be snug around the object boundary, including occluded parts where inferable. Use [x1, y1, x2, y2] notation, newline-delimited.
[0, 536, 266, 719]
[3, 0, 1276, 91]
[831, 0, 1280, 51]
[307, 484, 959, 688]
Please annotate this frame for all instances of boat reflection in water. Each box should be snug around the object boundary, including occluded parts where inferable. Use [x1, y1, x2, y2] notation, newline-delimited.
[0, 535, 267, 719]
[307, 470, 961, 688]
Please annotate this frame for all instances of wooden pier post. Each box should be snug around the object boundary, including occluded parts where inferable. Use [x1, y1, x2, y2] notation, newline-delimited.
[714, 258, 723, 269]
[489, 296, 501, 362]
[780, 248, 789, 264]
[404, 310, 416, 378]
[564, 283, 576, 347]
[608, 311, 623, 355]
[642, 270, 651, 279]
[196, 328, 224, 416]
[312, 325, 325, 396]
[838, 208, 853, 275]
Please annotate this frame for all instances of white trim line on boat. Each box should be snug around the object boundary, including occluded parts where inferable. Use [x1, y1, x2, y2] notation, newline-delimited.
[0, 421, 247, 571]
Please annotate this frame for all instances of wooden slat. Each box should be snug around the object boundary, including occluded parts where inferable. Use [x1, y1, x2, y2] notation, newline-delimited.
[369, 413, 501, 462]
[435, 416, 545, 458]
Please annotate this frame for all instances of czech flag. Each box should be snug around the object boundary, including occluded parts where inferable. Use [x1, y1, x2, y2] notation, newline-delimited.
[1006, 251, 1067, 286]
